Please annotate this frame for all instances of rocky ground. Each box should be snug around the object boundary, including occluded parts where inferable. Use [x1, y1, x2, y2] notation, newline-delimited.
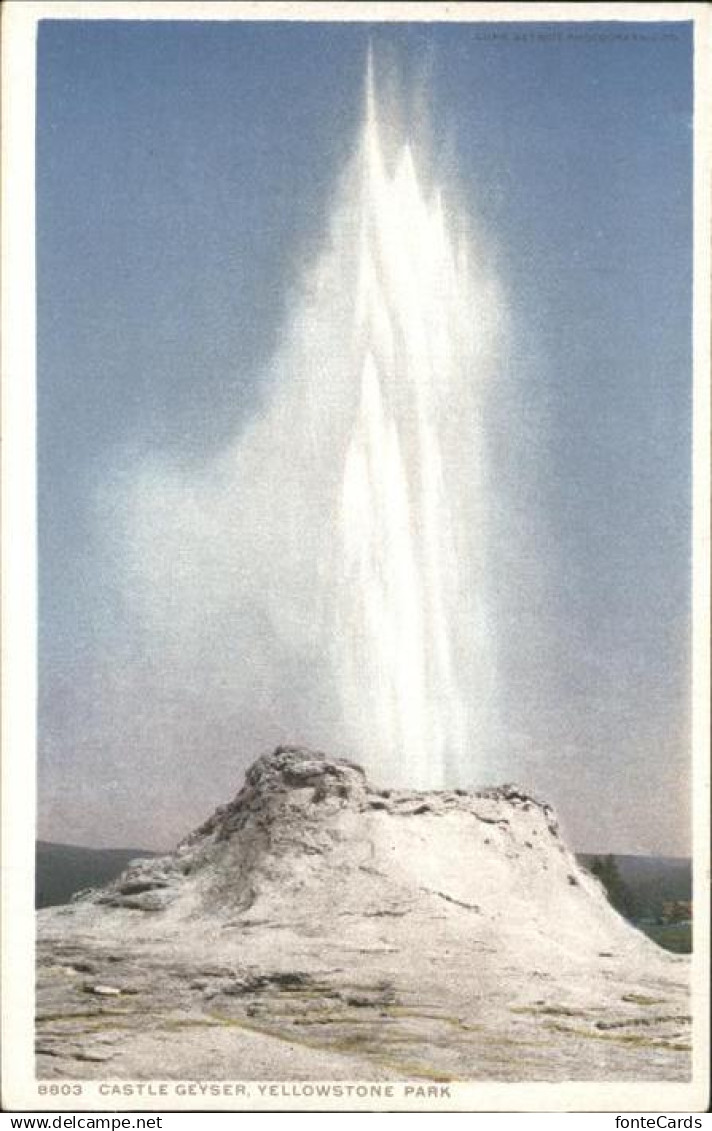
[37, 747, 691, 1082]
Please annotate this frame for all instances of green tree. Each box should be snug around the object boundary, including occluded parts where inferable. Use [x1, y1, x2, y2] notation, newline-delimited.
[590, 855, 638, 920]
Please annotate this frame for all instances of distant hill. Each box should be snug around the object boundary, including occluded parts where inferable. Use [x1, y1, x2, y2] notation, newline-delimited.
[577, 853, 691, 921]
[36, 841, 157, 909]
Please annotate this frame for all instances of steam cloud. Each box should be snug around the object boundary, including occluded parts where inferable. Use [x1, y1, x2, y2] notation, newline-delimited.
[97, 62, 541, 805]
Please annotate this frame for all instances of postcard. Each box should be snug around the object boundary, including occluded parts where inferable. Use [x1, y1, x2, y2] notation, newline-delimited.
[2, 0, 710, 1114]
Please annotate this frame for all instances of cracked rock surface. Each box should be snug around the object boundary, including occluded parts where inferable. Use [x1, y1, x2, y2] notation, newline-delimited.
[37, 747, 691, 1082]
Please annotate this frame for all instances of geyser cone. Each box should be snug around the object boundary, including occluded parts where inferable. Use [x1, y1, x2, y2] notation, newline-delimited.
[51, 747, 663, 961]
[37, 748, 690, 1082]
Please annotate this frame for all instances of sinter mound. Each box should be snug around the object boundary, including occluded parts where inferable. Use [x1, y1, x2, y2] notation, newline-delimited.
[37, 747, 691, 1083]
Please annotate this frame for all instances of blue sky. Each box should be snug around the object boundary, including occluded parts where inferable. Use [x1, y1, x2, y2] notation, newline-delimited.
[37, 19, 693, 852]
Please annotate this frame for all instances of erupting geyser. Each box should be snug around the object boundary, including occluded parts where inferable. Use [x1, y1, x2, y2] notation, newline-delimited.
[121, 56, 507, 791]
[335, 60, 503, 787]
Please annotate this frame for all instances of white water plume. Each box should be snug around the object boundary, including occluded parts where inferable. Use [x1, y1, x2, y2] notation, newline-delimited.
[335, 64, 503, 787]
[109, 59, 508, 790]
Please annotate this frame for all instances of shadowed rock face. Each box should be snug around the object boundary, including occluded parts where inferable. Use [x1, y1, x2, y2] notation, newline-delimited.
[37, 748, 691, 1084]
[186, 746, 372, 844]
